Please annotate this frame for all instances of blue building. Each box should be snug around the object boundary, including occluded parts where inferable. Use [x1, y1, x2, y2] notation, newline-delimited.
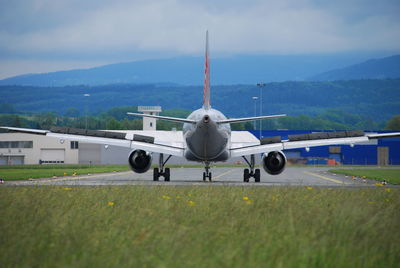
[250, 130, 400, 165]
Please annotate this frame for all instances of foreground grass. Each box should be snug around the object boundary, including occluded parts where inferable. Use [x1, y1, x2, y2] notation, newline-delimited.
[0, 187, 399, 267]
[329, 169, 400, 185]
[0, 164, 130, 181]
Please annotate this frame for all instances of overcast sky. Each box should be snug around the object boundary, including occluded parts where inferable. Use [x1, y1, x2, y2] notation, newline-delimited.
[0, 0, 399, 79]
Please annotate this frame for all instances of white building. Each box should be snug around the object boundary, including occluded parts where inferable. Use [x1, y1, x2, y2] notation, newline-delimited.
[138, 106, 161, 130]
[0, 133, 79, 165]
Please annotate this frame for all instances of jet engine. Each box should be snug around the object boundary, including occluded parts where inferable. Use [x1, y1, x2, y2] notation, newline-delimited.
[262, 151, 286, 175]
[128, 150, 152, 173]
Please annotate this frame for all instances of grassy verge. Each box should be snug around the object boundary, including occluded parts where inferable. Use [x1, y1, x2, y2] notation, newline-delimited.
[0, 164, 130, 181]
[329, 169, 400, 185]
[0, 186, 399, 267]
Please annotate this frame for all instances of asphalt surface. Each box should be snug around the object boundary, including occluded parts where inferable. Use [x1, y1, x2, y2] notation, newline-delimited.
[3, 166, 394, 187]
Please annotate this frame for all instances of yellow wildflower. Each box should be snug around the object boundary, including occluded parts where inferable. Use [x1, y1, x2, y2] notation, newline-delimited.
[162, 195, 171, 200]
[374, 183, 383, 187]
[385, 188, 391, 193]
[188, 200, 196, 206]
[63, 172, 68, 176]
[306, 186, 313, 190]
[108, 201, 115, 206]
[63, 187, 72, 191]
[243, 196, 249, 201]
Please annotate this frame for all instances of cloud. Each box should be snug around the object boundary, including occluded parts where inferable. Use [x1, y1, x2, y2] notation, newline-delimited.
[0, 0, 399, 78]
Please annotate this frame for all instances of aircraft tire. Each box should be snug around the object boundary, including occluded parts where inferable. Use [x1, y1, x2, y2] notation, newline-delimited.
[153, 168, 159, 181]
[164, 168, 170, 181]
[244, 169, 250, 182]
[254, 169, 261, 183]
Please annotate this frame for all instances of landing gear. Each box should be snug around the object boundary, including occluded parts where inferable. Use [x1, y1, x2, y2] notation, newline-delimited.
[153, 153, 172, 181]
[242, 155, 261, 183]
[203, 162, 212, 182]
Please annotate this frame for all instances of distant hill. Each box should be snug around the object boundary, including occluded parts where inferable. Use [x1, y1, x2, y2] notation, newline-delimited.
[1, 79, 399, 121]
[0, 53, 388, 86]
[309, 55, 400, 81]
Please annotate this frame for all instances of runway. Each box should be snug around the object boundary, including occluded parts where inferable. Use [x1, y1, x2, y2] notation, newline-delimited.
[4, 166, 393, 187]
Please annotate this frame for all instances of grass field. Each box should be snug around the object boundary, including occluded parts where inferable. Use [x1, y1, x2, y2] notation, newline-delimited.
[0, 186, 399, 267]
[0, 164, 130, 181]
[329, 169, 400, 185]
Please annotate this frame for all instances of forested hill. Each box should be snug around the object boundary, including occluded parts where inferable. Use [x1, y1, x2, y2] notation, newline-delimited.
[1, 79, 399, 121]
[310, 55, 400, 81]
[0, 53, 392, 86]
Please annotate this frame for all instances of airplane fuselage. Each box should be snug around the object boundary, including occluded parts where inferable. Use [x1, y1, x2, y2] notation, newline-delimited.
[183, 108, 231, 162]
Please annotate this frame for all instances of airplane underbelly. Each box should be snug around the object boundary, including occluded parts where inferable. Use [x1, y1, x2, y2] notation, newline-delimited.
[185, 129, 229, 161]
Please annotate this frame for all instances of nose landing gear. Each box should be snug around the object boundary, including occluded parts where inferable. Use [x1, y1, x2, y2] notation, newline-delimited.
[203, 162, 212, 182]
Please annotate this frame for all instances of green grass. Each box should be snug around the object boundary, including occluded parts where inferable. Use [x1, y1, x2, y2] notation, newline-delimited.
[0, 164, 130, 181]
[329, 169, 400, 185]
[0, 186, 399, 267]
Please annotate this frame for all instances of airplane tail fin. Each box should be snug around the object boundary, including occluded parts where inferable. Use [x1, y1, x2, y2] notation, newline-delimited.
[203, 30, 211, 110]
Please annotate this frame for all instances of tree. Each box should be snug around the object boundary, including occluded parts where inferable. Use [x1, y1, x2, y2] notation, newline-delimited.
[385, 115, 400, 130]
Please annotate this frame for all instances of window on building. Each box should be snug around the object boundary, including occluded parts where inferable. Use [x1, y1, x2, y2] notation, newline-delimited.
[150, 122, 153, 127]
[70, 141, 79, 149]
[0, 141, 33, 148]
[20, 141, 33, 148]
[0, 141, 10, 148]
[11, 141, 19, 148]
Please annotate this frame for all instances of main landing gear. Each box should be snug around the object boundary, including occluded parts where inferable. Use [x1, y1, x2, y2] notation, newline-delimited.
[153, 153, 172, 181]
[203, 162, 212, 182]
[242, 154, 261, 183]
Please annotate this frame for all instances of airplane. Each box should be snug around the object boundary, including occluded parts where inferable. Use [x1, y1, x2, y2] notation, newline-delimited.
[2, 31, 400, 182]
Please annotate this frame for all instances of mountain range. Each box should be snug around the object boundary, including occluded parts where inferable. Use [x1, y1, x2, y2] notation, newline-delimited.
[0, 53, 399, 86]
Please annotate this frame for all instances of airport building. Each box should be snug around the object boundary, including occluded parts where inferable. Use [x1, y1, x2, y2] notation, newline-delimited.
[251, 130, 400, 166]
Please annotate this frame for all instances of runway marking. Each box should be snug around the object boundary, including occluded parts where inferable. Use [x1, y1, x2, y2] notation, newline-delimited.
[31, 171, 132, 184]
[303, 171, 351, 185]
[213, 169, 236, 180]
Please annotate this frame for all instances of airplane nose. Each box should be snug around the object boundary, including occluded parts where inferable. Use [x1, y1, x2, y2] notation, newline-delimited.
[203, 115, 210, 123]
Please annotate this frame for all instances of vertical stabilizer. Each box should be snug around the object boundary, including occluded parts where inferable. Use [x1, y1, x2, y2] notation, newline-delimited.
[203, 30, 211, 110]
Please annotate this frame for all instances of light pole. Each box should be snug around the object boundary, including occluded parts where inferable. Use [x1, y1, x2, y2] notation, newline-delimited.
[257, 83, 266, 138]
[84, 93, 90, 129]
[252, 96, 258, 130]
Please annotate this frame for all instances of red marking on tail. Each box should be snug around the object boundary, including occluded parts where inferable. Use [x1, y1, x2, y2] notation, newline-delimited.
[203, 31, 210, 110]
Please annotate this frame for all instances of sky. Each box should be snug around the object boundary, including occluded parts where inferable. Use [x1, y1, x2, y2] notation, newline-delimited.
[0, 0, 399, 79]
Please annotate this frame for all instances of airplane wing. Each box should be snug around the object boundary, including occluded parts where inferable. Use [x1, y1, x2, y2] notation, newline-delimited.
[0, 126, 185, 157]
[230, 130, 400, 158]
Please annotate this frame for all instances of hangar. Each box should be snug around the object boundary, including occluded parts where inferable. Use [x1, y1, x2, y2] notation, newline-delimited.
[252, 130, 400, 166]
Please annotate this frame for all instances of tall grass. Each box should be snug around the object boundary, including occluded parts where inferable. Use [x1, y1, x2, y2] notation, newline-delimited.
[0, 186, 399, 267]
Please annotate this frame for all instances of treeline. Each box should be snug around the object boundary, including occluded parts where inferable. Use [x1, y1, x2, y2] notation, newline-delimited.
[0, 79, 399, 121]
[1, 105, 399, 131]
